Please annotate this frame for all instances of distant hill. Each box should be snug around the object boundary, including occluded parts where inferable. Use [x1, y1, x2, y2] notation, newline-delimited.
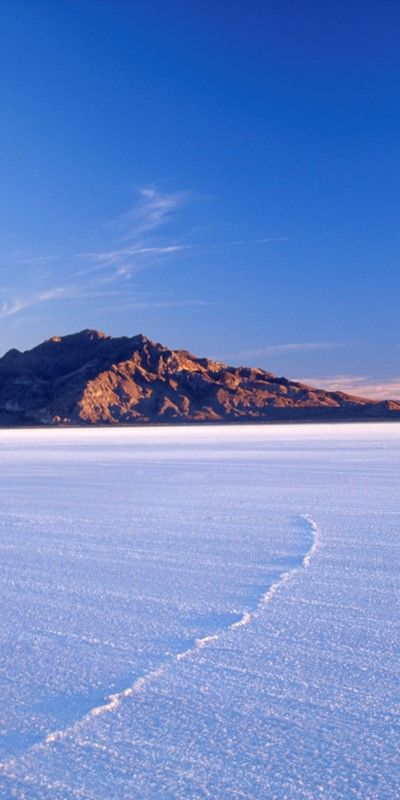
[0, 329, 399, 425]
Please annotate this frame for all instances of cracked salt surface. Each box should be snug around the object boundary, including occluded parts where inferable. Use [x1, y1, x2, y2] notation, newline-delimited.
[0, 424, 399, 798]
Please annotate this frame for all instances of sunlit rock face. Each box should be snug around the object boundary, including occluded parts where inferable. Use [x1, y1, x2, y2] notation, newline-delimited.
[0, 329, 399, 425]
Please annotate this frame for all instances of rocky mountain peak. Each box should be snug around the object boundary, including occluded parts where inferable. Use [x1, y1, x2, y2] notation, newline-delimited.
[46, 329, 109, 346]
[0, 330, 398, 426]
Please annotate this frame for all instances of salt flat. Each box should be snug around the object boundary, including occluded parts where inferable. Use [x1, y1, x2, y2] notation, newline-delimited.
[0, 424, 398, 799]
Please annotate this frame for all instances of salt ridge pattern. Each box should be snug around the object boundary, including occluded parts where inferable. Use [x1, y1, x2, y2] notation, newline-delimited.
[45, 515, 318, 742]
[0, 424, 398, 799]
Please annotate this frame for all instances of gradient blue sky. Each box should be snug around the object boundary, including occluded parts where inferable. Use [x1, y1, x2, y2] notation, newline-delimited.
[1, 0, 399, 397]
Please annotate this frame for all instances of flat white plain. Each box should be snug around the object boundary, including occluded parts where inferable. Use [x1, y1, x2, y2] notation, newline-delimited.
[0, 424, 398, 799]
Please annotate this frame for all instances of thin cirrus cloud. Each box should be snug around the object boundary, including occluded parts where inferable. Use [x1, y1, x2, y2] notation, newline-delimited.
[82, 244, 187, 263]
[0, 287, 127, 319]
[111, 299, 221, 312]
[75, 186, 190, 278]
[6, 254, 60, 266]
[238, 342, 349, 358]
[78, 187, 284, 273]
[3, 187, 188, 272]
[195, 237, 289, 251]
[75, 244, 188, 278]
[0, 186, 285, 319]
[297, 375, 400, 401]
[0, 185, 288, 322]
[0, 187, 190, 319]
[0, 298, 30, 318]
[117, 186, 189, 238]
[0, 288, 67, 319]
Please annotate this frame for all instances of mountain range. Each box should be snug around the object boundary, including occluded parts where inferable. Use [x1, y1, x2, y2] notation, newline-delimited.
[0, 329, 398, 426]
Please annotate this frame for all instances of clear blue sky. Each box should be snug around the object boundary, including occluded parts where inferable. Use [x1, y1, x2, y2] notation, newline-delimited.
[0, 0, 399, 397]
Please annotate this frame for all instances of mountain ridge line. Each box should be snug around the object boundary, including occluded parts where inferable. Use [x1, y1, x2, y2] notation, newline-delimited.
[0, 328, 398, 426]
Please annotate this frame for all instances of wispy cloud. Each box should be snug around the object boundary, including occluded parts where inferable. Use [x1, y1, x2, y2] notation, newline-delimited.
[296, 374, 400, 401]
[111, 299, 221, 312]
[0, 187, 189, 320]
[0, 288, 67, 318]
[81, 244, 186, 264]
[77, 187, 287, 277]
[0, 184, 287, 324]
[8, 254, 60, 266]
[195, 237, 289, 251]
[238, 341, 349, 358]
[74, 187, 191, 281]
[74, 244, 188, 280]
[0, 286, 126, 319]
[118, 186, 189, 237]
[0, 298, 30, 318]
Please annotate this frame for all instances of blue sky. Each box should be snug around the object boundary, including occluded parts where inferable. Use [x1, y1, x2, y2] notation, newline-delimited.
[0, 0, 399, 397]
